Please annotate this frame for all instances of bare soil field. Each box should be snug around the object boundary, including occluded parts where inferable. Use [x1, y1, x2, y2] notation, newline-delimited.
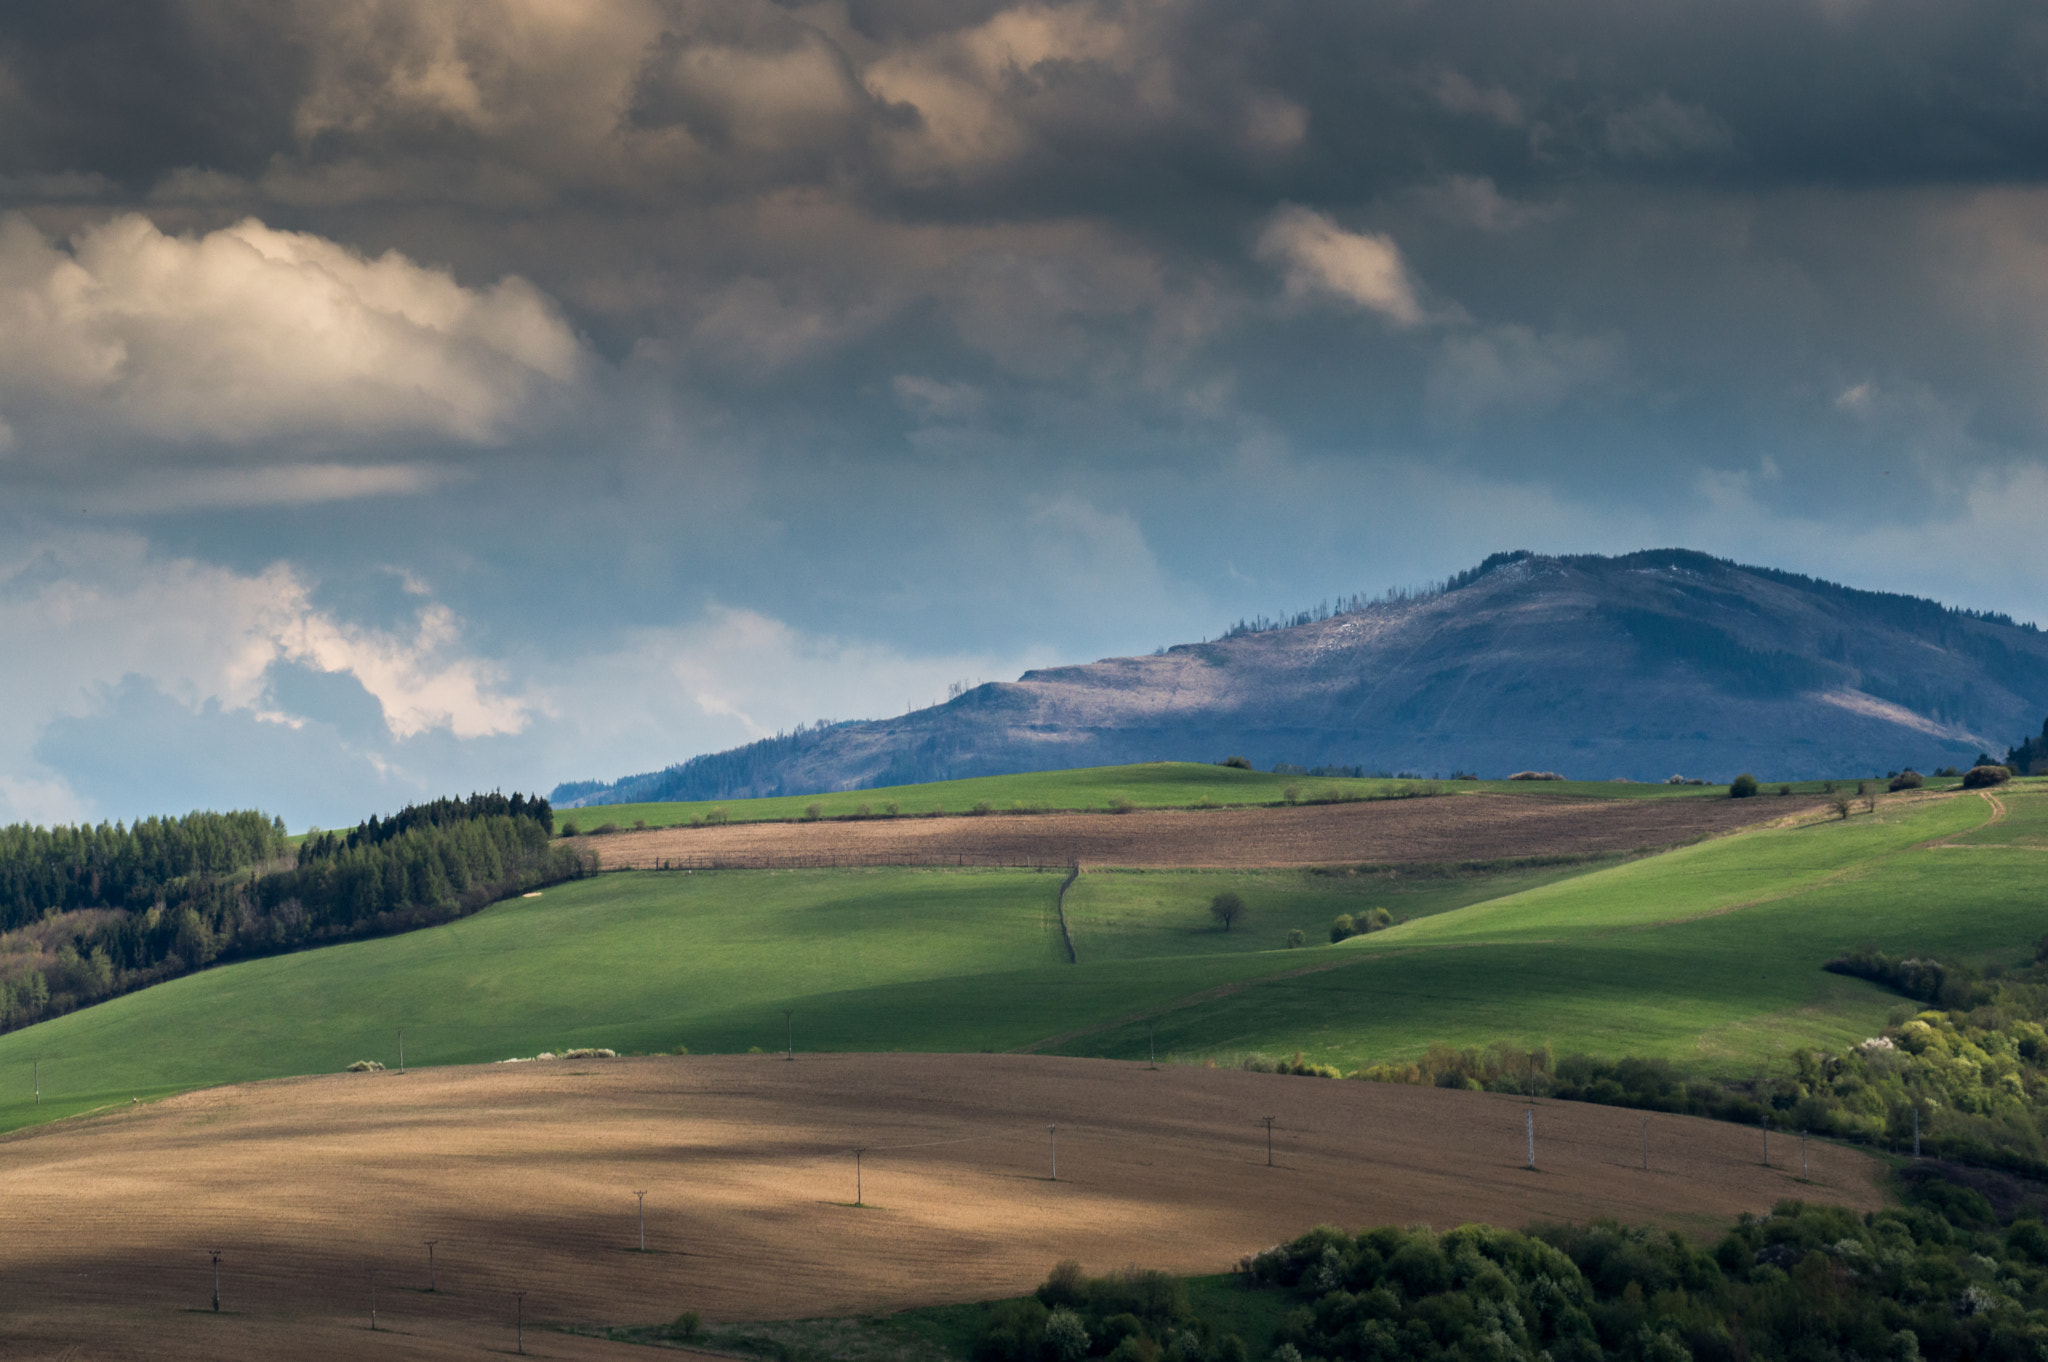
[591, 794, 1821, 870]
[0, 1053, 1878, 1361]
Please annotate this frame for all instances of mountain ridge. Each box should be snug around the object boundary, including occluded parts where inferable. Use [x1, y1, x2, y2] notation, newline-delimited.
[556, 549, 2048, 804]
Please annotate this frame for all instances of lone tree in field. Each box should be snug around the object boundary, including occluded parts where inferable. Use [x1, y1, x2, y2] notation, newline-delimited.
[1210, 891, 1246, 932]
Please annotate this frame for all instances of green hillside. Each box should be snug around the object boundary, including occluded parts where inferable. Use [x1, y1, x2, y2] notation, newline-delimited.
[554, 760, 1755, 831]
[1052, 790, 2025, 1070]
[0, 782, 2030, 1139]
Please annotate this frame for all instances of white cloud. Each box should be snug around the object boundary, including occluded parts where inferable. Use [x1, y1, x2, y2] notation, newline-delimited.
[864, 3, 1146, 180]
[0, 532, 532, 822]
[82, 464, 456, 513]
[0, 213, 583, 452]
[587, 605, 1046, 743]
[1254, 204, 1425, 325]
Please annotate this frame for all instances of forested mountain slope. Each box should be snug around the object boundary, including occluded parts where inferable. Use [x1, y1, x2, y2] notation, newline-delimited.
[561, 549, 2048, 802]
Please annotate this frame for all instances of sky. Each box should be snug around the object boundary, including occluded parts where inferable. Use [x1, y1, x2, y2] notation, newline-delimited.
[6, 0, 2048, 830]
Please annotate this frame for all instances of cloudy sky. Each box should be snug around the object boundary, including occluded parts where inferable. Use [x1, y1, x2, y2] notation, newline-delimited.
[5, 0, 2048, 828]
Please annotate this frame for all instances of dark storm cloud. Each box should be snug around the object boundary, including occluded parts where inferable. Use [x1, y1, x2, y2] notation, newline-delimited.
[6, 1, 2044, 208]
[5, 0, 2048, 826]
[0, 2, 307, 187]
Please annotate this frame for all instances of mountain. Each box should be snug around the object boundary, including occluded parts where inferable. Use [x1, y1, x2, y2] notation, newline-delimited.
[555, 549, 2048, 803]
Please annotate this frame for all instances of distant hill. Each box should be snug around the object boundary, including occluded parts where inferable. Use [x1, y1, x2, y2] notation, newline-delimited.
[555, 549, 2048, 803]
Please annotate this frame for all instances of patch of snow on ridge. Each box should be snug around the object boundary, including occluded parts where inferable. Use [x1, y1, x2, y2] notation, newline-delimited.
[1816, 688, 1986, 745]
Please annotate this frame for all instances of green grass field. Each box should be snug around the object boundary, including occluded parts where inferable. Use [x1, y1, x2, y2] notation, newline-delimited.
[1051, 791, 2028, 1073]
[552, 761, 1755, 832]
[1, 777, 2035, 1138]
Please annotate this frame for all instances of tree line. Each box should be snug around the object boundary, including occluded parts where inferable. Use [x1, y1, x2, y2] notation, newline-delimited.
[0, 810, 288, 931]
[1356, 942, 2048, 1183]
[973, 1167, 2048, 1362]
[0, 795, 589, 1034]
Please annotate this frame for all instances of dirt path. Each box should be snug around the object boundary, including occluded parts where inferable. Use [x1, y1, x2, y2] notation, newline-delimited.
[0, 1054, 1882, 1361]
[1924, 788, 2006, 849]
[588, 794, 1820, 871]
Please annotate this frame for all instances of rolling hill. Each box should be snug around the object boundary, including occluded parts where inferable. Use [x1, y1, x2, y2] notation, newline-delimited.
[4, 778, 2032, 1139]
[558, 548, 2048, 804]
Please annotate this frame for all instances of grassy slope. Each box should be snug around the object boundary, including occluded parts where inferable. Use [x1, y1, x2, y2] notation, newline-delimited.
[557, 762, 1745, 830]
[0, 863, 1505, 1135]
[1060, 862, 1607, 961]
[1048, 792, 2024, 1074]
[1, 785, 2029, 1137]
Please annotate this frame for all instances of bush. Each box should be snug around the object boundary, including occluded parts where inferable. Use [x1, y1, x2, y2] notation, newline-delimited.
[1037, 1261, 1086, 1309]
[802, 803, 823, 821]
[855, 803, 872, 816]
[1330, 913, 1356, 943]
[979, 1298, 1050, 1362]
[884, 802, 900, 815]
[1364, 907, 1394, 931]
[1286, 928, 1306, 948]
[1776, 783, 1792, 796]
[1891, 769, 1925, 791]
[1220, 755, 1253, 770]
[1509, 770, 1564, 781]
[1108, 798, 1136, 814]
[594, 823, 619, 835]
[1043, 1308, 1090, 1362]
[670, 1311, 701, 1339]
[1209, 892, 1246, 932]
[561, 821, 580, 836]
[1964, 765, 2013, 788]
[346, 1059, 385, 1072]
[1729, 773, 1759, 798]
[971, 801, 993, 815]
[1282, 785, 1301, 803]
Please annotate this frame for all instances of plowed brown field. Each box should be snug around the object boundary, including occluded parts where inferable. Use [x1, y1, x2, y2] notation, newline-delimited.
[592, 794, 1820, 870]
[1, 1053, 1878, 1360]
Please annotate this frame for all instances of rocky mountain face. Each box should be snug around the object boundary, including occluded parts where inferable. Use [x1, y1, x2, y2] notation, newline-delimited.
[557, 549, 2048, 803]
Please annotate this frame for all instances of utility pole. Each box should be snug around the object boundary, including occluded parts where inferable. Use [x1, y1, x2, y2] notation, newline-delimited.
[635, 1190, 648, 1250]
[33, 1057, 39, 1104]
[1761, 1114, 1769, 1168]
[1525, 1109, 1535, 1170]
[370, 1268, 379, 1331]
[1048, 1124, 1057, 1181]
[1261, 1116, 1276, 1167]
[423, 1240, 438, 1292]
[783, 1010, 794, 1061]
[210, 1250, 222, 1312]
[515, 1290, 527, 1355]
[853, 1148, 867, 1205]
[1801, 1130, 1809, 1177]
[1148, 1024, 1157, 1070]
[398, 1029, 405, 1074]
